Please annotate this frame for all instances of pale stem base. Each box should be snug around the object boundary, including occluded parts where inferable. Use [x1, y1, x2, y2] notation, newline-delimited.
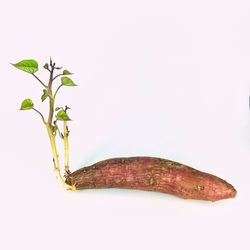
[46, 124, 75, 190]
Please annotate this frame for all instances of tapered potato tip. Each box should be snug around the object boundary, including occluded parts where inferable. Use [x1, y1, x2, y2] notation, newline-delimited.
[223, 183, 237, 199]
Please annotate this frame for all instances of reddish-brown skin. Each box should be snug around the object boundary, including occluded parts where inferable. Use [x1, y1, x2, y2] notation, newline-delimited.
[66, 157, 237, 201]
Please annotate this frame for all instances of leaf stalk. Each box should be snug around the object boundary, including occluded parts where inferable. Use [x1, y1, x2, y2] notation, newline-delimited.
[32, 73, 47, 88]
[32, 108, 46, 124]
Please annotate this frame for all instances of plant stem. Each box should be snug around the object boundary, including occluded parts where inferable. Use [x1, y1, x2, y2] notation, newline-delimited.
[64, 121, 70, 176]
[47, 66, 55, 125]
[46, 124, 75, 190]
[54, 83, 63, 99]
[32, 108, 46, 124]
[53, 73, 63, 81]
[45, 62, 75, 190]
[32, 73, 47, 88]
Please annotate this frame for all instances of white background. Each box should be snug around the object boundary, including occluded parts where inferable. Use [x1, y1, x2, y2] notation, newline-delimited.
[0, 1, 249, 249]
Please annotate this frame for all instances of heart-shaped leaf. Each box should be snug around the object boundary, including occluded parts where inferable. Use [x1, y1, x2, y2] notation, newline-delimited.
[41, 89, 48, 102]
[61, 76, 77, 86]
[12, 59, 38, 74]
[56, 110, 71, 121]
[20, 98, 34, 110]
[63, 70, 73, 75]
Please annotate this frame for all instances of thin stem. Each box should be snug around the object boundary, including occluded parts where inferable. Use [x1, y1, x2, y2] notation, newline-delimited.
[63, 121, 70, 176]
[45, 68, 51, 73]
[53, 73, 63, 81]
[54, 84, 63, 99]
[47, 65, 55, 125]
[32, 73, 47, 88]
[32, 108, 46, 125]
[55, 124, 64, 139]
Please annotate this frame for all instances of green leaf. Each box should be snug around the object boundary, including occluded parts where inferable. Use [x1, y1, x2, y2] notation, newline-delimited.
[12, 59, 38, 74]
[61, 76, 77, 86]
[63, 70, 73, 75]
[43, 63, 49, 70]
[56, 110, 71, 121]
[41, 89, 48, 102]
[20, 98, 34, 110]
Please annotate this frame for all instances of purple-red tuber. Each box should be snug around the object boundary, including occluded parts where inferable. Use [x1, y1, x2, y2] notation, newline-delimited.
[66, 157, 236, 201]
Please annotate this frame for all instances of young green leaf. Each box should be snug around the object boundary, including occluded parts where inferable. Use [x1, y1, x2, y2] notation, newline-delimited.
[61, 76, 77, 86]
[43, 63, 49, 70]
[41, 89, 48, 102]
[63, 70, 73, 75]
[20, 98, 34, 110]
[12, 59, 38, 74]
[56, 110, 71, 121]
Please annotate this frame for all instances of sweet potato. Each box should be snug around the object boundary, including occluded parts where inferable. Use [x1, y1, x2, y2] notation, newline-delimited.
[66, 157, 236, 201]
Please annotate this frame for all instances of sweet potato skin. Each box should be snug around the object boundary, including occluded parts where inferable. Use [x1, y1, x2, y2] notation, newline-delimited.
[66, 157, 236, 201]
